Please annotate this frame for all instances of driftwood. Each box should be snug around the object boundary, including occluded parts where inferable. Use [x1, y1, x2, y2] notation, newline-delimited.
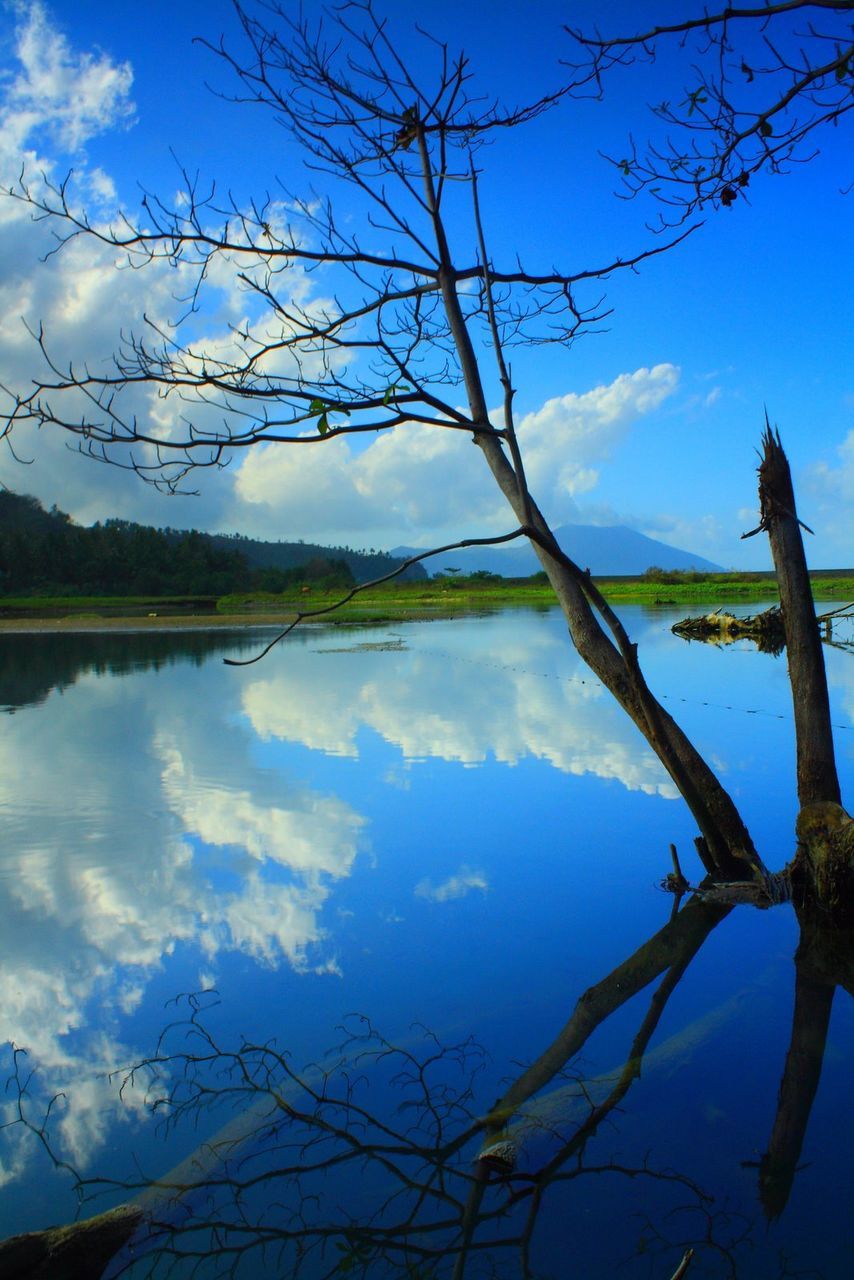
[672, 605, 786, 653]
[672, 602, 851, 655]
[0, 1204, 142, 1280]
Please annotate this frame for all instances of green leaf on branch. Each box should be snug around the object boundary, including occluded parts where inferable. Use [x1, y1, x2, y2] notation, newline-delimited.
[382, 382, 410, 406]
[309, 397, 351, 436]
[759, 120, 773, 137]
[685, 88, 708, 116]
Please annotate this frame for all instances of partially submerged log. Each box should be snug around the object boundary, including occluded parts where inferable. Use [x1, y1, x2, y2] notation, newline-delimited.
[672, 602, 851, 655]
[0, 1204, 142, 1280]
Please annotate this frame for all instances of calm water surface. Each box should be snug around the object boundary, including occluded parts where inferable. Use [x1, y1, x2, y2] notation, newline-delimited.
[0, 606, 852, 1278]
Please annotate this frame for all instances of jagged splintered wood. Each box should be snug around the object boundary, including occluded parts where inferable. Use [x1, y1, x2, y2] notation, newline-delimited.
[754, 425, 841, 808]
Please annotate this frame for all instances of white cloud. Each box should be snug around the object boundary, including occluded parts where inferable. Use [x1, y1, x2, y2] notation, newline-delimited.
[2, 1, 134, 157]
[513, 363, 680, 517]
[635, 512, 729, 561]
[234, 365, 681, 543]
[415, 865, 488, 902]
[517, 363, 680, 490]
[801, 429, 854, 566]
[808, 430, 854, 504]
[240, 616, 679, 796]
[0, 654, 367, 1170]
[0, 4, 327, 534]
[0, 6, 684, 551]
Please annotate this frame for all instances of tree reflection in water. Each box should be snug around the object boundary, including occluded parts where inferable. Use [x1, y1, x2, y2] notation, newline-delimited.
[6, 890, 849, 1280]
[0, 631, 265, 715]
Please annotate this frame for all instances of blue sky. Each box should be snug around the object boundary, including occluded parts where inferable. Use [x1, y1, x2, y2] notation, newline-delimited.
[0, 0, 851, 568]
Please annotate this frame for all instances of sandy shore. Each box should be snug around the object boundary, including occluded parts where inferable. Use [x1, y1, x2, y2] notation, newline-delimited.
[0, 606, 465, 632]
[0, 612, 293, 633]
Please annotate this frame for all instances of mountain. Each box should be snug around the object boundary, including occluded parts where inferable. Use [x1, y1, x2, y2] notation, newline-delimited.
[391, 524, 724, 577]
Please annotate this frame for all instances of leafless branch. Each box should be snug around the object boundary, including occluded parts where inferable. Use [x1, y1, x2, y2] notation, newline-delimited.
[222, 528, 534, 666]
[564, 1, 853, 221]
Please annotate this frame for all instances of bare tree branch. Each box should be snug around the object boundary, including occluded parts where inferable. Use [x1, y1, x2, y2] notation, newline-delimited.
[565, 1, 853, 220]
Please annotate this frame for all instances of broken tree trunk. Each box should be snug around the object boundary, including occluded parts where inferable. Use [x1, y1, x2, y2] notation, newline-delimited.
[750, 425, 841, 807]
[746, 425, 851, 921]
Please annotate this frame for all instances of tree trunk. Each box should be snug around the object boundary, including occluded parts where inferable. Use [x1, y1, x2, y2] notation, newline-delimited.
[754, 425, 840, 807]
[415, 123, 762, 882]
[748, 426, 851, 919]
[794, 802, 854, 928]
[476, 431, 762, 880]
[758, 964, 835, 1219]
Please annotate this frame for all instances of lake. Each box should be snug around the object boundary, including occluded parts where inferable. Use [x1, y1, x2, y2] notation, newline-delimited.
[0, 605, 852, 1278]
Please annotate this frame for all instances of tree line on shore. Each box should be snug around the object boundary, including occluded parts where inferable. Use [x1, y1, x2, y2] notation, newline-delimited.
[0, 493, 424, 596]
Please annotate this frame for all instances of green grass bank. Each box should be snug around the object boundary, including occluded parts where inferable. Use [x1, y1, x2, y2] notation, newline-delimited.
[1, 571, 851, 630]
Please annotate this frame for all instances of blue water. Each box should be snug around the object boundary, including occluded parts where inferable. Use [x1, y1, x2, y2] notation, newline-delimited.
[0, 607, 851, 1277]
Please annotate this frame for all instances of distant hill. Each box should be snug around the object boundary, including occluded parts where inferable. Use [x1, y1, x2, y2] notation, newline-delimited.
[0, 492, 719, 590]
[0, 493, 425, 595]
[392, 524, 724, 577]
[205, 533, 425, 583]
[0, 491, 71, 535]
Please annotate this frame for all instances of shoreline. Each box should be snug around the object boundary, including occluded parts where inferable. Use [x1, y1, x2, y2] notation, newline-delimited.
[0, 613, 311, 634]
[0, 607, 484, 633]
[1, 579, 851, 634]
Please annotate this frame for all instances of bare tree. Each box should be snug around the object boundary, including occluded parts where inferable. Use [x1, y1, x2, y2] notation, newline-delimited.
[0, 2, 847, 897]
[564, 1, 854, 219]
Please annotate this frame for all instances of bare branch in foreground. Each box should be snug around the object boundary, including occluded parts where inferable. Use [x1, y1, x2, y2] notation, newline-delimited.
[222, 528, 532, 666]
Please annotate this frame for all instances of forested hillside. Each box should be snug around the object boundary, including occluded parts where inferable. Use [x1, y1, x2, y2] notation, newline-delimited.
[205, 532, 427, 583]
[0, 494, 421, 595]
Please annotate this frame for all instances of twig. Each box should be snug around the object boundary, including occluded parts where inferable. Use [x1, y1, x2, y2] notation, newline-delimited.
[222, 529, 530, 666]
[668, 1247, 694, 1279]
